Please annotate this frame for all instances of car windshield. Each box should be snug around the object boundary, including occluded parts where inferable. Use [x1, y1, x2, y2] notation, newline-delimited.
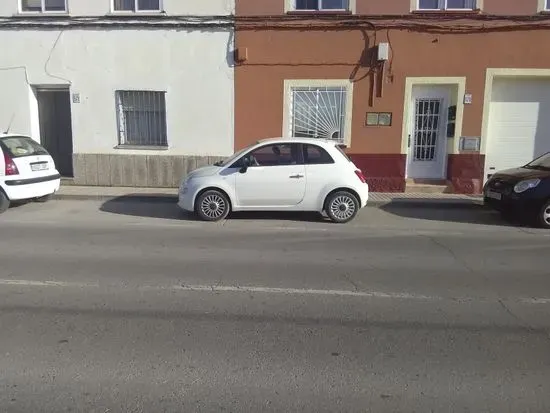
[0, 136, 49, 158]
[524, 152, 550, 170]
[215, 143, 257, 167]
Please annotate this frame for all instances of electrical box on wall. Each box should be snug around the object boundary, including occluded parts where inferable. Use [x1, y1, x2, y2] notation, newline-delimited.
[377, 43, 389, 61]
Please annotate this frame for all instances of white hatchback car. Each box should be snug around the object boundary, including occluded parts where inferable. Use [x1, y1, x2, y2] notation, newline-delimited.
[0, 134, 61, 213]
[178, 138, 369, 223]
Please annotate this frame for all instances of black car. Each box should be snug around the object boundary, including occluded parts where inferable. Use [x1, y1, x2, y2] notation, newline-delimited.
[483, 152, 550, 228]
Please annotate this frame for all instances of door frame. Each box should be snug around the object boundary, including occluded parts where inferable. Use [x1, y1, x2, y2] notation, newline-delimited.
[34, 85, 74, 177]
[401, 77, 466, 180]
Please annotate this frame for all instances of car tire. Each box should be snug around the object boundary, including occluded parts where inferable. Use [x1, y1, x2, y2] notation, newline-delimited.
[0, 190, 10, 214]
[35, 193, 53, 203]
[537, 200, 550, 229]
[325, 191, 360, 224]
[195, 190, 230, 222]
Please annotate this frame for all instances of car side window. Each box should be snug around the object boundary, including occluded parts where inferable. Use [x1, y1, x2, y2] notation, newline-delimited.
[242, 144, 301, 167]
[303, 144, 335, 165]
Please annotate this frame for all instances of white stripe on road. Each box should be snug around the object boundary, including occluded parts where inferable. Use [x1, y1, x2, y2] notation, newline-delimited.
[0, 279, 97, 288]
[1, 279, 549, 305]
[171, 284, 438, 300]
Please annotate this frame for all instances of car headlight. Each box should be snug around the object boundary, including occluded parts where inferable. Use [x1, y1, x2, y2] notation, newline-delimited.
[513, 178, 541, 193]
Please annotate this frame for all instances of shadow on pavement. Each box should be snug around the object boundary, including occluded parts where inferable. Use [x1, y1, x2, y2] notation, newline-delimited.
[99, 195, 325, 223]
[379, 202, 518, 227]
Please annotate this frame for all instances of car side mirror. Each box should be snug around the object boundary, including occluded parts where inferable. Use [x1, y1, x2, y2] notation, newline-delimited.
[240, 157, 250, 173]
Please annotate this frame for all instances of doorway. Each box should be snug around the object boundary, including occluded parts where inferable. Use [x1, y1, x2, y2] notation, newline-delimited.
[36, 88, 74, 177]
[406, 85, 450, 180]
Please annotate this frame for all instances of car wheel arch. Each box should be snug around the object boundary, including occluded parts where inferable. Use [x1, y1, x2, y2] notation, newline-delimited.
[194, 186, 234, 211]
[322, 187, 361, 210]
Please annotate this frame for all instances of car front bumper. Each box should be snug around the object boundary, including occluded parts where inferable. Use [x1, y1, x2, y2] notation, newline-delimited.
[177, 183, 196, 212]
[483, 189, 541, 216]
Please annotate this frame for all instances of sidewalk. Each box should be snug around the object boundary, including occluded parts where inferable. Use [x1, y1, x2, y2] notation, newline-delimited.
[54, 185, 484, 209]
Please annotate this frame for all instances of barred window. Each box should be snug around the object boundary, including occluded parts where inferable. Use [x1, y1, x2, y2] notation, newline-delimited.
[290, 86, 347, 143]
[21, 0, 66, 12]
[417, 0, 476, 9]
[295, 0, 349, 10]
[116, 91, 168, 147]
[113, 0, 161, 12]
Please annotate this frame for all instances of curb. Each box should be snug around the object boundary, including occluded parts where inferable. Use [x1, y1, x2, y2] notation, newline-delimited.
[53, 192, 484, 210]
[368, 199, 484, 210]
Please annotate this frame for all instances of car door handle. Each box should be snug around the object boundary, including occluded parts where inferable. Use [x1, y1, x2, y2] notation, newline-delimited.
[289, 174, 304, 179]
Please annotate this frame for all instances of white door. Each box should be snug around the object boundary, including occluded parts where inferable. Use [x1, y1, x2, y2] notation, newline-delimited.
[407, 87, 449, 179]
[485, 77, 550, 180]
[235, 143, 306, 208]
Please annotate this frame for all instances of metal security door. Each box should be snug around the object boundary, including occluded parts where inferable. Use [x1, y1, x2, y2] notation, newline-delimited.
[37, 89, 74, 177]
[407, 96, 446, 179]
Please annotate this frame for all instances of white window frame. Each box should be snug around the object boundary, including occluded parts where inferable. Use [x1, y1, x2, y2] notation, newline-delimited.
[285, 0, 356, 13]
[19, 0, 68, 14]
[538, 0, 550, 12]
[282, 79, 354, 147]
[414, 0, 480, 11]
[111, 0, 163, 13]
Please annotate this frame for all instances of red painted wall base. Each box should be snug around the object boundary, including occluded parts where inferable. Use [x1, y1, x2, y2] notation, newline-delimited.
[447, 154, 485, 195]
[349, 154, 406, 192]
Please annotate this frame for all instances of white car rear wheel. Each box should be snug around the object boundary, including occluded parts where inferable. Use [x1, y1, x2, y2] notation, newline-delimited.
[325, 191, 359, 224]
[0, 190, 10, 214]
[195, 190, 230, 222]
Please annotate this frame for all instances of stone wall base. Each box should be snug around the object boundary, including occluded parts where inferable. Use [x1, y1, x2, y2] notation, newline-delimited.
[72, 154, 224, 188]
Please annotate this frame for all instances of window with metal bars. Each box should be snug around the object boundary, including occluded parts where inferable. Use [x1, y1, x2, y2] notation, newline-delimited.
[294, 0, 349, 11]
[546, 0, 550, 10]
[21, 0, 66, 12]
[113, 0, 161, 12]
[417, 0, 476, 10]
[116, 91, 168, 147]
[290, 86, 347, 143]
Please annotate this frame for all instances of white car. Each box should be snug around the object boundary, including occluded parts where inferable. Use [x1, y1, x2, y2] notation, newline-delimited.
[0, 134, 61, 213]
[178, 138, 369, 223]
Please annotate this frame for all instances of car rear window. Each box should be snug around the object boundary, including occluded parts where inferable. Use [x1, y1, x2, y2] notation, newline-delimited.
[335, 144, 351, 162]
[0, 136, 49, 158]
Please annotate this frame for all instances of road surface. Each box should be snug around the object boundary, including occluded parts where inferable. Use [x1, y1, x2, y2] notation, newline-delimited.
[0, 199, 549, 412]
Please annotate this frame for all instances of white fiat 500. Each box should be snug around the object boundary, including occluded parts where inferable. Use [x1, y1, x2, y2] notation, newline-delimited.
[0, 134, 61, 213]
[178, 138, 369, 223]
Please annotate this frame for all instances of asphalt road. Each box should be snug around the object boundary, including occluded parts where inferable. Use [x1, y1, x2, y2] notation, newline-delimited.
[0, 199, 549, 412]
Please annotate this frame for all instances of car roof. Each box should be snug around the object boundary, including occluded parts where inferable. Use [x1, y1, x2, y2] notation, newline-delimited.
[256, 137, 340, 147]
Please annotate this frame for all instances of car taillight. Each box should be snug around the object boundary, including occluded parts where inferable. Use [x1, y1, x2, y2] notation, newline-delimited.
[3, 152, 19, 176]
[354, 169, 366, 183]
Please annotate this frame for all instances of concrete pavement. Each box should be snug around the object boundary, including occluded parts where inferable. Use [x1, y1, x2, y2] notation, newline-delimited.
[0, 199, 549, 412]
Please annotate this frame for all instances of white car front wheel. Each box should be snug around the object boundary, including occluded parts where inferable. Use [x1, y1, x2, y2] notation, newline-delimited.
[325, 191, 359, 224]
[195, 190, 230, 222]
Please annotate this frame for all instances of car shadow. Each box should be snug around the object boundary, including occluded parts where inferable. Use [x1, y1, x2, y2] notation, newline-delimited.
[99, 195, 326, 223]
[379, 201, 526, 227]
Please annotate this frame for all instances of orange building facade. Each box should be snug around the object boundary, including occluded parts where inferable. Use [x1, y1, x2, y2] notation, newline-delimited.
[234, 0, 550, 193]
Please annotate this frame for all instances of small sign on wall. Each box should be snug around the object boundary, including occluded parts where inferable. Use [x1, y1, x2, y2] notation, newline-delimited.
[463, 93, 472, 105]
[72, 93, 81, 104]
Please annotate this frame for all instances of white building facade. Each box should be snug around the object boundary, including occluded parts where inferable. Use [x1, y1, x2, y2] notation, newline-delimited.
[0, 0, 235, 186]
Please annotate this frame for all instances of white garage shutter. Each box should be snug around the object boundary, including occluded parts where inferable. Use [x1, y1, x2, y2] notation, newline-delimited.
[485, 77, 550, 178]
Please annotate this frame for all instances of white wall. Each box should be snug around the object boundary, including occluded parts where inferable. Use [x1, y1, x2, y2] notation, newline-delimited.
[0, 0, 234, 16]
[0, 27, 235, 156]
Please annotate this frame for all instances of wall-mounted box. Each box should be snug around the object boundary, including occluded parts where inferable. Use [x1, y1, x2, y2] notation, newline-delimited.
[460, 136, 481, 152]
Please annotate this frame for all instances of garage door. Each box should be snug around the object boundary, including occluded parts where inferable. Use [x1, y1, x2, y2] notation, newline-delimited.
[485, 77, 550, 180]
